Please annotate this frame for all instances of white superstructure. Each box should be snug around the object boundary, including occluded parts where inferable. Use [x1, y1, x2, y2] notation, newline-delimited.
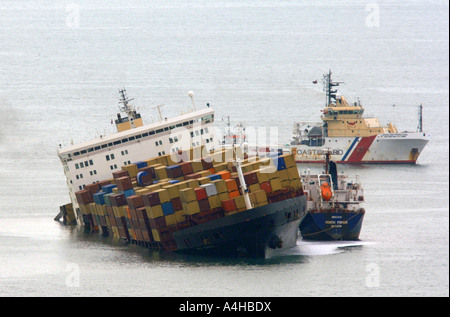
[57, 90, 217, 217]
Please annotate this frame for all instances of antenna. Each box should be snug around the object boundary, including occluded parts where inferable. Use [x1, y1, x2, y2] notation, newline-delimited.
[117, 88, 137, 129]
[322, 70, 344, 107]
[417, 103, 423, 132]
[152, 104, 165, 122]
[188, 90, 196, 111]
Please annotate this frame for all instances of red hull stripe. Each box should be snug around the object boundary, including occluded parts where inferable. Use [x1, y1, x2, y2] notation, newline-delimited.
[345, 135, 377, 163]
[295, 160, 416, 164]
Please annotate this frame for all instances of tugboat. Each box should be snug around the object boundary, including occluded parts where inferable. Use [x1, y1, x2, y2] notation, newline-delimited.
[290, 70, 429, 164]
[299, 152, 365, 240]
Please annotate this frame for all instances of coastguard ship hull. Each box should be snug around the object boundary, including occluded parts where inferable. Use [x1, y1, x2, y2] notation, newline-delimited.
[300, 211, 364, 241]
[174, 196, 307, 258]
[292, 132, 429, 164]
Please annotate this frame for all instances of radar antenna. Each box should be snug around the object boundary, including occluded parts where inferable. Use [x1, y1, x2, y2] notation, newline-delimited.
[118, 88, 137, 129]
[323, 70, 344, 107]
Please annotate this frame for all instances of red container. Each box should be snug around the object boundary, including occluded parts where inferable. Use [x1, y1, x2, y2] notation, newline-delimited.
[171, 197, 183, 211]
[113, 170, 129, 180]
[194, 187, 208, 201]
[109, 193, 127, 207]
[142, 192, 161, 207]
[126, 195, 144, 210]
[198, 199, 211, 213]
[179, 162, 194, 175]
[222, 199, 236, 212]
[149, 217, 167, 230]
[75, 190, 93, 205]
[244, 172, 258, 185]
[139, 166, 157, 178]
[260, 182, 272, 194]
[115, 176, 133, 191]
[84, 183, 101, 195]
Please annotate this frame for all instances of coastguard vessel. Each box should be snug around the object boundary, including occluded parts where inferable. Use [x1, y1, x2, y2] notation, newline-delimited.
[299, 153, 365, 240]
[289, 71, 429, 164]
[56, 89, 307, 258]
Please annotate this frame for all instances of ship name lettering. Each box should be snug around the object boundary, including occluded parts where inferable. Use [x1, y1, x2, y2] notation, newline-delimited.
[298, 149, 343, 156]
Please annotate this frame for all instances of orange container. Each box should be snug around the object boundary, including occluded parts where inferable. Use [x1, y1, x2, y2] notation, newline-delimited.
[222, 199, 237, 212]
[217, 170, 231, 180]
[229, 190, 240, 199]
[225, 179, 238, 192]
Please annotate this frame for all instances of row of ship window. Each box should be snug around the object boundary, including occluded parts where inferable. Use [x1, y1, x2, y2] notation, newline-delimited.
[70, 115, 214, 158]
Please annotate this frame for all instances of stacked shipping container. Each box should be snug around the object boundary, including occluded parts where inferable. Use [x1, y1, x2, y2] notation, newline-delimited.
[74, 146, 303, 252]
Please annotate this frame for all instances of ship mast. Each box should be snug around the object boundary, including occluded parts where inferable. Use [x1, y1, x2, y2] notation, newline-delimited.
[118, 88, 137, 129]
[322, 70, 343, 107]
[417, 103, 423, 133]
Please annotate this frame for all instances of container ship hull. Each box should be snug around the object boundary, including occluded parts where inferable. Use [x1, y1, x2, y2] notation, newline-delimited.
[174, 195, 307, 258]
[291, 132, 429, 164]
[299, 211, 364, 241]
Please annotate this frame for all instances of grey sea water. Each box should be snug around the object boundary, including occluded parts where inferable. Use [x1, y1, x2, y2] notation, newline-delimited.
[0, 0, 448, 297]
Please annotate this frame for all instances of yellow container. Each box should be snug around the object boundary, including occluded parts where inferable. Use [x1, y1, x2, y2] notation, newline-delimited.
[165, 214, 177, 226]
[151, 229, 161, 242]
[121, 164, 138, 178]
[191, 161, 204, 173]
[185, 179, 200, 189]
[145, 205, 163, 219]
[176, 181, 189, 190]
[270, 178, 283, 192]
[182, 201, 201, 215]
[152, 189, 170, 204]
[198, 177, 211, 185]
[218, 192, 230, 202]
[145, 183, 162, 191]
[155, 166, 168, 180]
[175, 210, 185, 223]
[254, 190, 268, 204]
[281, 180, 291, 189]
[256, 169, 269, 183]
[287, 167, 300, 180]
[233, 195, 247, 210]
[249, 183, 261, 193]
[280, 154, 296, 169]
[278, 169, 289, 182]
[212, 179, 227, 194]
[163, 184, 180, 199]
[179, 188, 197, 203]
[208, 195, 221, 209]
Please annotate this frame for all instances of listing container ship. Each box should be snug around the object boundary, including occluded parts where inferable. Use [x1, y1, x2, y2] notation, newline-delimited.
[289, 71, 429, 164]
[57, 90, 307, 258]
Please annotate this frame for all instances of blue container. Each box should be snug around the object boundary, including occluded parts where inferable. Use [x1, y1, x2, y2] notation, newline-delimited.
[161, 202, 175, 216]
[102, 184, 117, 194]
[93, 192, 106, 205]
[124, 188, 136, 198]
[168, 179, 180, 184]
[207, 174, 221, 181]
[103, 193, 115, 206]
[133, 161, 147, 169]
[272, 157, 286, 171]
[137, 171, 148, 185]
